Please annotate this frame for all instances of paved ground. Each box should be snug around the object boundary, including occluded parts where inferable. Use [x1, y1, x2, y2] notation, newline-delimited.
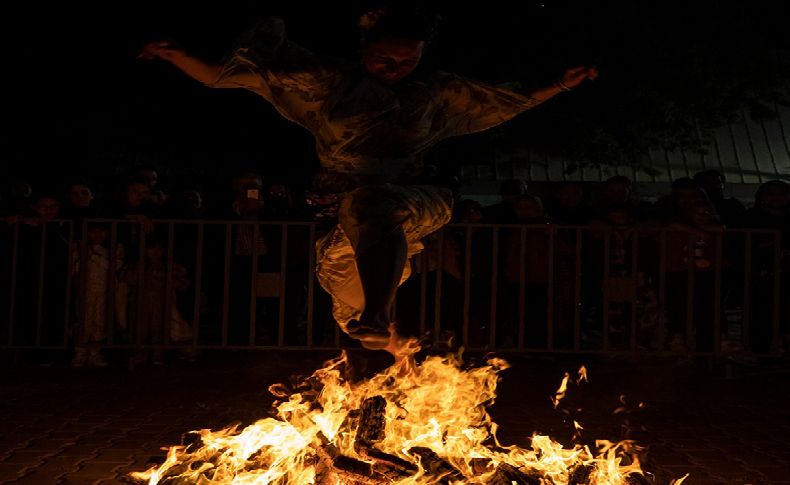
[1, 349, 789, 485]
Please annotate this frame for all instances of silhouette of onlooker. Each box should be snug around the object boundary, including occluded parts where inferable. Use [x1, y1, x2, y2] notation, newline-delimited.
[483, 179, 528, 223]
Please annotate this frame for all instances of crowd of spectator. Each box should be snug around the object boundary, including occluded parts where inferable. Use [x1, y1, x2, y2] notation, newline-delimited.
[1, 165, 789, 365]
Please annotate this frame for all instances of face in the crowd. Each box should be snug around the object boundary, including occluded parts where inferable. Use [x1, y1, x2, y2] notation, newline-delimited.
[266, 184, 290, 201]
[362, 37, 424, 85]
[758, 184, 790, 210]
[67, 184, 93, 208]
[460, 202, 483, 223]
[87, 227, 108, 246]
[697, 174, 725, 201]
[32, 197, 61, 220]
[689, 203, 717, 226]
[12, 181, 32, 199]
[674, 187, 705, 211]
[513, 197, 543, 222]
[146, 244, 165, 261]
[604, 182, 630, 204]
[138, 169, 158, 189]
[182, 190, 203, 210]
[232, 174, 263, 196]
[126, 183, 151, 208]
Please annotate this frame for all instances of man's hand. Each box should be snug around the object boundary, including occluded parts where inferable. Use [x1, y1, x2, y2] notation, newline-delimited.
[558, 66, 599, 90]
[138, 41, 181, 61]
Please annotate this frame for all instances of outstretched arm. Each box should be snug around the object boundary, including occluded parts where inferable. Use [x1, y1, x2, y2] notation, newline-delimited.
[439, 66, 598, 138]
[138, 18, 339, 128]
[529, 66, 598, 102]
[139, 41, 223, 85]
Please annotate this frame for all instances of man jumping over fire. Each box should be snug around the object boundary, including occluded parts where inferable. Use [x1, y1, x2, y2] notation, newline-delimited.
[141, 5, 597, 353]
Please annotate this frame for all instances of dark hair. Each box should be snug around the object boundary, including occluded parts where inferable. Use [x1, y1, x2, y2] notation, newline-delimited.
[362, 5, 440, 45]
[30, 190, 61, 204]
[125, 175, 152, 189]
[693, 170, 724, 183]
[671, 177, 698, 190]
[755, 180, 790, 201]
[133, 162, 160, 174]
[64, 177, 94, 192]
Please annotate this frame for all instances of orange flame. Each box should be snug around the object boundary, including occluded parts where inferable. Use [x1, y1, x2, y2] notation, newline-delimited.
[131, 345, 668, 484]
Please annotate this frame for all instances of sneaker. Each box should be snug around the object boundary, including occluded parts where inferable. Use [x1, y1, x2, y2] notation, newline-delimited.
[345, 319, 391, 350]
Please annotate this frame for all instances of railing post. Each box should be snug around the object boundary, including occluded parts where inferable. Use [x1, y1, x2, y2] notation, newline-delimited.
[307, 224, 316, 348]
[489, 227, 499, 351]
[433, 229, 444, 344]
[278, 224, 289, 347]
[518, 226, 526, 350]
[192, 222, 204, 349]
[574, 228, 583, 352]
[547, 226, 555, 351]
[7, 223, 20, 346]
[462, 226, 472, 348]
[742, 232, 752, 349]
[772, 231, 782, 355]
[35, 222, 48, 346]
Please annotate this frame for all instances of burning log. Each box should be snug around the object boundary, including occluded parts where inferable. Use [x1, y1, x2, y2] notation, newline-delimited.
[347, 395, 419, 478]
[624, 473, 653, 485]
[408, 447, 465, 483]
[487, 462, 542, 485]
[354, 396, 387, 448]
[358, 446, 418, 473]
[332, 454, 416, 482]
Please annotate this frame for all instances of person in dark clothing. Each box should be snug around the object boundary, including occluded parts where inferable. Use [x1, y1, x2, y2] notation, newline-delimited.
[693, 170, 745, 225]
[483, 179, 529, 223]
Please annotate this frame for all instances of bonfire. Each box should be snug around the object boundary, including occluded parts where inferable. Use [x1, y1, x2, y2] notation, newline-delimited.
[131, 341, 686, 484]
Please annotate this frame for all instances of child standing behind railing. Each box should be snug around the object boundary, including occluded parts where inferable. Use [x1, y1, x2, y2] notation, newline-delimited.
[72, 223, 124, 367]
[119, 234, 191, 365]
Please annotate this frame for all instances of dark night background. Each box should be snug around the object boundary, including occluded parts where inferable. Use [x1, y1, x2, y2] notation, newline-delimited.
[1, 1, 788, 192]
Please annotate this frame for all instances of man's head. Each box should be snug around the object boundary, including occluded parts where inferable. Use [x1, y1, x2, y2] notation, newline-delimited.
[755, 180, 790, 212]
[125, 178, 152, 208]
[134, 164, 159, 189]
[688, 199, 718, 226]
[453, 199, 483, 223]
[671, 177, 707, 211]
[555, 182, 585, 209]
[513, 195, 544, 222]
[31, 193, 61, 220]
[693, 170, 725, 202]
[65, 181, 94, 208]
[232, 172, 264, 199]
[87, 224, 109, 246]
[603, 175, 632, 204]
[359, 6, 438, 85]
[606, 203, 634, 226]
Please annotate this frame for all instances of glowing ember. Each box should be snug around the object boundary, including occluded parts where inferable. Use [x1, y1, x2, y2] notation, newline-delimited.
[131, 345, 685, 484]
